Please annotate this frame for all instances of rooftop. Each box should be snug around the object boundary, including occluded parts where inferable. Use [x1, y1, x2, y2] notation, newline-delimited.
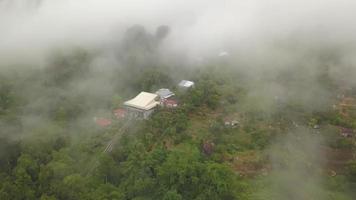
[95, 118, 112, 127]
[156, 88, 175, 99]
[124, 92, 159, 110]
[178, 80, 194, 88]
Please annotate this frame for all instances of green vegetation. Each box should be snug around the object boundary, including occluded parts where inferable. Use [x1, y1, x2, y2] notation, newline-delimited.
[1, 31, 356, 199]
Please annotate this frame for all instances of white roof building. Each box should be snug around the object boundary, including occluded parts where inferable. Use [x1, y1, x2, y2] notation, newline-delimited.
[178, 80, 195, 88]
[218, 51, 229, 57]
[124, 92, 159, 110]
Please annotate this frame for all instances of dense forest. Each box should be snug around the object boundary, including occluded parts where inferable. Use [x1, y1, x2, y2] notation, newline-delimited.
[1, 24, 356, 200]
[1, 1, 356, 200]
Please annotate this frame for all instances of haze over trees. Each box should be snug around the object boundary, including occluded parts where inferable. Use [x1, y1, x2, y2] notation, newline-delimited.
[1, 0, 356, 200]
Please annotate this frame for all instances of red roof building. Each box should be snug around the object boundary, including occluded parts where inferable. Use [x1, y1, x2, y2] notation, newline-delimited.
[95, 118, 112, 127]
[340, 127, 353, 138]
[114, 108, 127, 119]
[162, 99, 178, 108]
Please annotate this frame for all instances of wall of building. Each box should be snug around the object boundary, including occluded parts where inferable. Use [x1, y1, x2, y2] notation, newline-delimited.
[125, 106, 155, 119]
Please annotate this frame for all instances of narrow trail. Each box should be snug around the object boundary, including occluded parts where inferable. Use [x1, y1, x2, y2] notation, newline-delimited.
[103, 121, 132, 153]
[85, 120, 132, 176]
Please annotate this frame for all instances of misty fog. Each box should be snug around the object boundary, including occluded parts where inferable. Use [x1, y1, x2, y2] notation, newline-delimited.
[1, 0, 356, 64]
[1, 0, 356, 199]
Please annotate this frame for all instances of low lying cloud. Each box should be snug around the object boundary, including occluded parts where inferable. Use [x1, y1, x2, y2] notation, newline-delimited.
[1, 0, 356, 139]
[1, 0, 356, 65]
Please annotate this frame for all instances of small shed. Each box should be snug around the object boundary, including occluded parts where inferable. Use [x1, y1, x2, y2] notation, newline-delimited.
[224, 120, 239, 128]
[178, 80, 195, 89]
[218, 51, 229, 57]
[156, 88, 175, 100]
[340, 127, 353, 138]
[224, 115, 240, 128]
[163, 99, 178, 108]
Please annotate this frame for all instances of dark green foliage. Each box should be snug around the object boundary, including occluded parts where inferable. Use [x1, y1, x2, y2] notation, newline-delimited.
[0, 41, 355, 200]
[250, 130, 271, 150]
[40, 194, 58, 200]
[327, 112, 356, 129]
[0, 79, 14, 115]
[346, 161, 356, 182]
[163, 190, 182, 200]
[146, 108, 189, 141]
[0, 138, 21, 173]
[95, 154, 121, 185]
[157, 144, 243, 200]
[182, 79, 220, 110]
[135, 68, 172, 92]
[45, 48, 91, 86]
[88, 184, 123, 200]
